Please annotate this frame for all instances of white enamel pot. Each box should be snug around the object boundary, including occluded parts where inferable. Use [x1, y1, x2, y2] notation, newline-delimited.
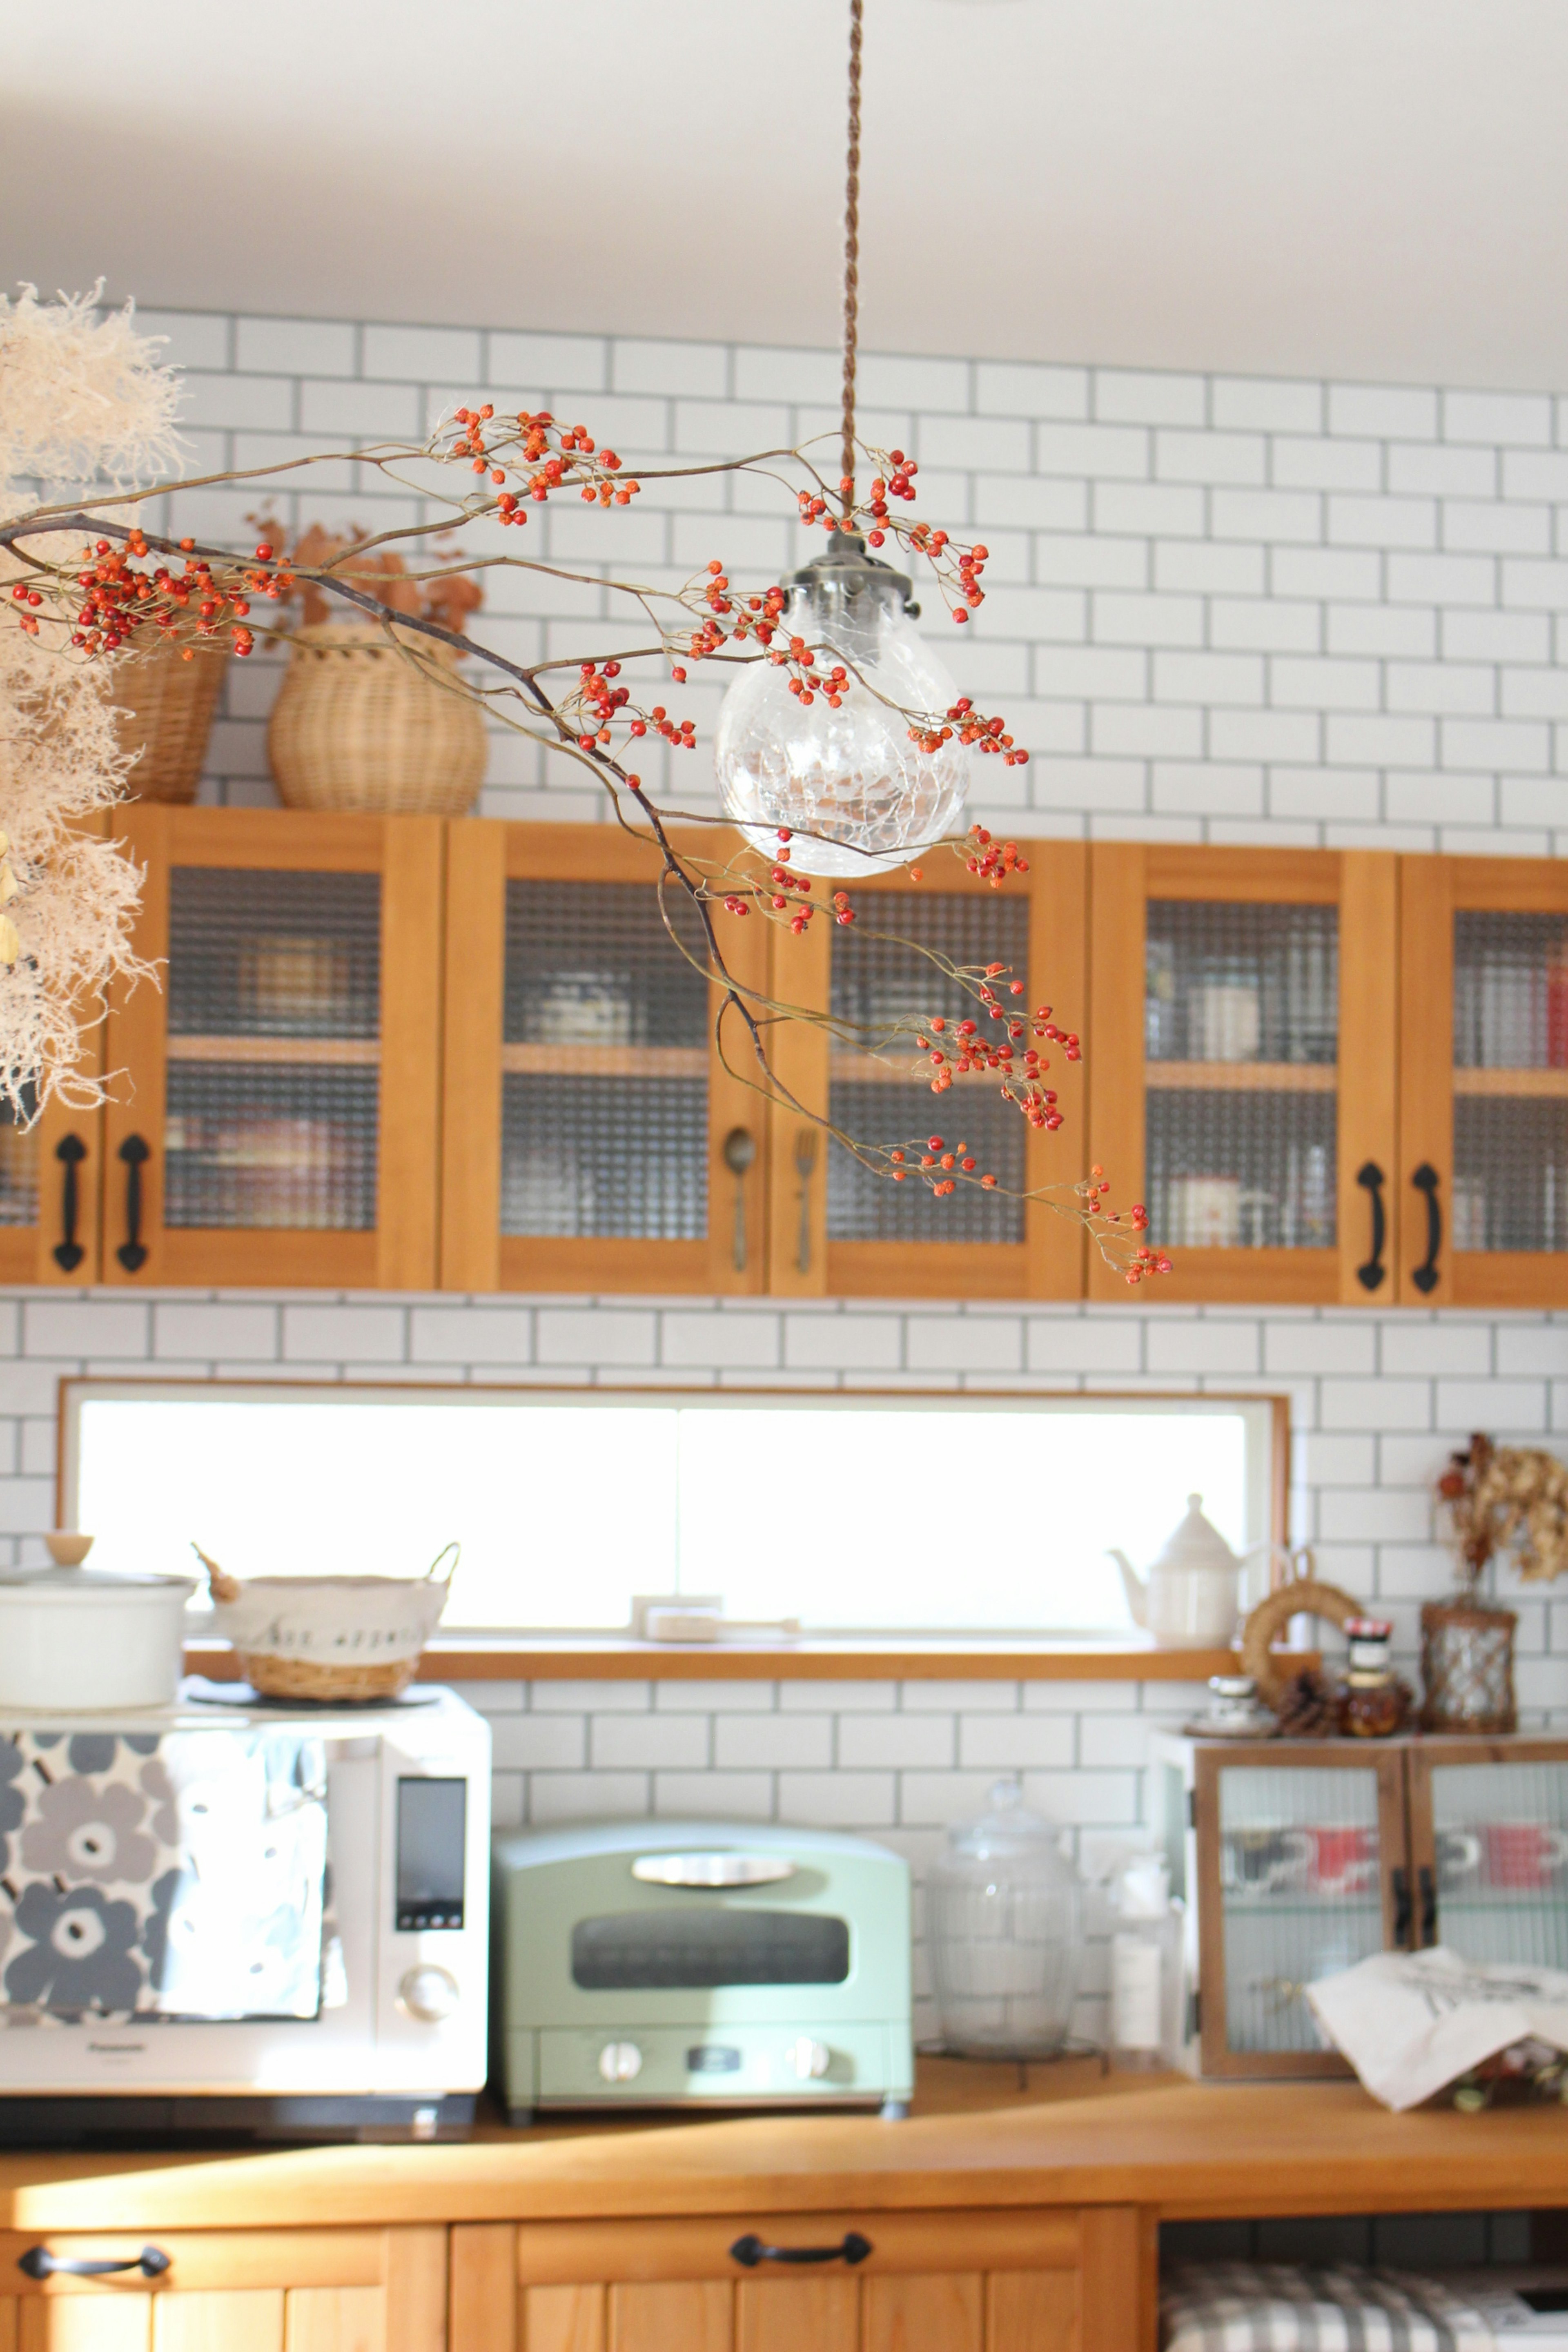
[0, 1543, 195, 1711]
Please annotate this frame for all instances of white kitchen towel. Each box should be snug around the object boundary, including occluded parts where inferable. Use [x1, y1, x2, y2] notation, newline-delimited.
[1305, 1946, 1568, 2110]
[1162, 2264, 1496, 2352]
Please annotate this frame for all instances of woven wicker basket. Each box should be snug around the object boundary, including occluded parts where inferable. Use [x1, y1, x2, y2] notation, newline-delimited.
[109, 635, 230, 802]
[267, 624, 487, 816]
[232, 1650, 419, 1703]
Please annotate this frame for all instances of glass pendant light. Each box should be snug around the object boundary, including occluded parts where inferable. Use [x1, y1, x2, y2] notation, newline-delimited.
[714, 531, 969, 878]
[713, 0, 971, 879]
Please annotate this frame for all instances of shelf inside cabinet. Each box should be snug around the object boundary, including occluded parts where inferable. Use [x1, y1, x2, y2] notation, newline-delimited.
[499, 1044, 706, 1079]
[1451, 1066, 1568, 1096]
[1146, 1063, 1338, 1094]
[166, 1036, 381, 1067]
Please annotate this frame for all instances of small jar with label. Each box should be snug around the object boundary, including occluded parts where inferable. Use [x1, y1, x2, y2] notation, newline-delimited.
[1108, 1855, 1185, 2071]
[1341, 1616, 1409, 1739]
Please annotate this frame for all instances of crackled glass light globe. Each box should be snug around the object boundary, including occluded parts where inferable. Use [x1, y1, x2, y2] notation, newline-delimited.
[715, 535, 970, 878]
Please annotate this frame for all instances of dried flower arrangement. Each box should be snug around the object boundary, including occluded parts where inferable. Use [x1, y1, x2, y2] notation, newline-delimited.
[1437, 1433, 1568, 1590]
[254, 518, 484, 635]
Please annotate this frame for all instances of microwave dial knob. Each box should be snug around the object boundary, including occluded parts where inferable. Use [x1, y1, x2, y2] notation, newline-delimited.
[785, 2036, 831, 2080]
[599, 2041, 643, 2084]
[397, 1965, 459, 2024]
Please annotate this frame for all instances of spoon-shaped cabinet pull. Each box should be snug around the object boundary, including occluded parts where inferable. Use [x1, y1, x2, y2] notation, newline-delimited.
[721, 1126, 756, 1274]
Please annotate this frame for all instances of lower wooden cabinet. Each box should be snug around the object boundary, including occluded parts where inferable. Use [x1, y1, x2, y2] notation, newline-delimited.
[451, 2206, 1145, 2352]
[0, 2228, 445, 2352]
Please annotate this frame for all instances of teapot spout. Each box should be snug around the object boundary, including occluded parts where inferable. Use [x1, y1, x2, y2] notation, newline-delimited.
[1108, 1548, 1147, 1628]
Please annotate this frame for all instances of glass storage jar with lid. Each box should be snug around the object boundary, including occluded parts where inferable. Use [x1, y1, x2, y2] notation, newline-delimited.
[927, 1776, 1082, 2057]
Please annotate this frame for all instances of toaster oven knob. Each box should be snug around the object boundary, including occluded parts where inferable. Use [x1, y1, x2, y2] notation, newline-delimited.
[598, 2041, 643, 2083]
[397, 1965, 459, 2023]
[784, 2036, 832, 2080]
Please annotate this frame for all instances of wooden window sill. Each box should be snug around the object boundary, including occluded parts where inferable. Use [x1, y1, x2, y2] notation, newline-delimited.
[183, 1639, 1269, 1684]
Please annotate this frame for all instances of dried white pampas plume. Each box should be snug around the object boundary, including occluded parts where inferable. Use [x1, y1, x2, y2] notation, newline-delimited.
[0, 285, 179, 1118]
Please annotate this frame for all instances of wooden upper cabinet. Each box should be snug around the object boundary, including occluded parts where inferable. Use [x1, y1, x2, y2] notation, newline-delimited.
[440, 820, 769, 1295]
[101, 807, 444, 1290]
[767, 842, 1088, 1302]
[1399, 854, 1568, 1307]
[1087, 844, 1399, 1306]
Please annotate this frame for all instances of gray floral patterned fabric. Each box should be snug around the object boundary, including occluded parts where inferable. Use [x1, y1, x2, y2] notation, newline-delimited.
[0, 1729, 326, 2022]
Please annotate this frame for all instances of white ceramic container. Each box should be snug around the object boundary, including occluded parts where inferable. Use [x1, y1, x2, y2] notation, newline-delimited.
[0, 1547, 196, 1711]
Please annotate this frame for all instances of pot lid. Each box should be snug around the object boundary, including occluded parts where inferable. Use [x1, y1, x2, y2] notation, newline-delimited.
[0, 1563, 196, 1597]
[945, 1775, 1072, 1862]
[1152, 1492, 1243, 1576]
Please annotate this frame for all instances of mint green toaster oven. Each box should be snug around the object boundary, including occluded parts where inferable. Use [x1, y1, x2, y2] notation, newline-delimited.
[492, 1820, 912, 2122]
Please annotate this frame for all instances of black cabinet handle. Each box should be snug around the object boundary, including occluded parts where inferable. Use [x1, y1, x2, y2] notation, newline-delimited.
[1411, 1162, 1442, 1295]
[1392, 1865, 1412, 1949]
[1355, 1160, 1387, 1293]
[52, 1134, 87, 1273]
[730, 2232, 873, 2269]
[19, 2245, 171, 2281]
[1419, 1863, 1437, 1948]
[116, 1134, 150, 1274]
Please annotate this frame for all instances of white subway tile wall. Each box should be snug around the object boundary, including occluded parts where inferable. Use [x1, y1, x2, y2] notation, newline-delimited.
[131, 303, 1568, 851]
[9, 1284, 1567, 2040]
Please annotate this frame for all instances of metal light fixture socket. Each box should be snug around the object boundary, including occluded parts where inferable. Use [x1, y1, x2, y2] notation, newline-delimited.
[713, 533, 971, 879]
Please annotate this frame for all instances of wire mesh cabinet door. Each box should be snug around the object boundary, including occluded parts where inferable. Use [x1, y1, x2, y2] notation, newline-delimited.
[770, 842, 1087, 1302]
[1087, 844, 1398, 1306]
[441, 820, 769, 1294]
[102, 806, 444, 1288]
[1407, 1738, 1568, 1967]
[1399, 856, 1568, 1307]
[1192, 1741, 1408, 2078]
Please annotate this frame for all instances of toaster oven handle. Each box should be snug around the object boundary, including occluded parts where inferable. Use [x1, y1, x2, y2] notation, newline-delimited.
[729, 2232, 873, 2269]
[19, 2246, 172, 2281]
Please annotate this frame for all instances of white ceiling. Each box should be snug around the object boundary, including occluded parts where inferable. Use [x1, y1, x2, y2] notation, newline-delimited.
[5, 0, 1567, 391]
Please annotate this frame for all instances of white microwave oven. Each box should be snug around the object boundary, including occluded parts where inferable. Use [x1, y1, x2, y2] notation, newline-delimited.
[0, 1683, 490, 2142]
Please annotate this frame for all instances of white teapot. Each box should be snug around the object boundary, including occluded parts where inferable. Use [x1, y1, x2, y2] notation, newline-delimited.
[1109, 1493, 1271, 1649]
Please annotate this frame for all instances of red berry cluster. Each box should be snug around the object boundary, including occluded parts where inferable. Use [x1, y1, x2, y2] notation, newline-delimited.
[444, 403, 639, 522]
[963, 826, 1030, 889]
[862, 451, 918, 548]
[1080, 1167, 1172, 1285]
[909, 697, 1028, 768]
[885, 1134, 1000, 1197]
[18, 531, 279, 658]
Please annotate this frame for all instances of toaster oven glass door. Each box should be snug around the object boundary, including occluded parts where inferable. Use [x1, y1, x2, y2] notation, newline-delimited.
[571, 1909, 849, 1989]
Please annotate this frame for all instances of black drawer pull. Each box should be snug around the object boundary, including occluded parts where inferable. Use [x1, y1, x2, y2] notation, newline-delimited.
[19, 2245, 171, 2281]
[1411, 1161, 1442, 1295]
[1419, 1862, 1437, 1947]
[1354, 1159, 1386, 1292]
[1391, 1864, 1412, 1949]
[116, 1133, 150, 1274]
[730, 2232, 872, 2269]
[52, 1133, 87, 1273]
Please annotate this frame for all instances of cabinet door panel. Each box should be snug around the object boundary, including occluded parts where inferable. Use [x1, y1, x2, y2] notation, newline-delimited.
[865, 2274, 982, 2352]
[19, 2308, 150, 2352]
[735, 2278, 856, 2352]
[154, 2293, 283, 2352]
[1409, 1740, 1568, 1967]
[284, 2292, 385, 2352]
[103, 807, 443, 1289]
[1089, 844, 1396, 1306]
[608, 2283, 730, 2352]
[523, 2287, 604, 2352]
[987, 2271, 1077, 2352]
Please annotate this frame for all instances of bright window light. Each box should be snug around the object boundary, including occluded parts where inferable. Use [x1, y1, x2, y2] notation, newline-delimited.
[61, 1382, 1278, 1638]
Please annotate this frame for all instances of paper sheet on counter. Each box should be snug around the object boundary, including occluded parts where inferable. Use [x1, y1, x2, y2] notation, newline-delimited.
[1305, 1945, 1568, 2109]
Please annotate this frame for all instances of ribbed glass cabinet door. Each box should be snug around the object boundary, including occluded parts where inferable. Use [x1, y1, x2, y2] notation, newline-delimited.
[1195, 1748, 1403, 2077]
[1412, 1747, 1568, 1970]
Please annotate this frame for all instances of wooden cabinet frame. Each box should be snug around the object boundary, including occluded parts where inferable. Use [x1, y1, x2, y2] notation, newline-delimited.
[767, 841, 1089, 1302]
[1087, 844, 1398, 1306]
[441, 820, 769, 1295]
[1191, 1740, 1408, 2081]
[1398, 854, 1568, 1307]
[102, 807, 444, 1290]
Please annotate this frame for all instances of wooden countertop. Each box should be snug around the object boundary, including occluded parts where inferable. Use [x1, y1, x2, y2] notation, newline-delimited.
[3, 2062, 1565, 2232]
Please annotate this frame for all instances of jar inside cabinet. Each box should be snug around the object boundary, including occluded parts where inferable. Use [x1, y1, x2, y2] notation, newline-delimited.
[103, 806, 443, 1289]
[441, 820, 768, 1294]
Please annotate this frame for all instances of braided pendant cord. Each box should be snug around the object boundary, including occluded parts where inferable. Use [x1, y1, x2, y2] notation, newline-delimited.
[841, 0, 863, 516]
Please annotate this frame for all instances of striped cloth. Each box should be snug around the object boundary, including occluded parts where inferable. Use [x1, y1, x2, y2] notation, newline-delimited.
[1162, 2266, 1497, 2352]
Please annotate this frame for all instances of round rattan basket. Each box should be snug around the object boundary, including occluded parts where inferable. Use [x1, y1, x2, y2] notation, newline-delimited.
[231, 1650, 419, 1703]
[109, 635, 230, 802]
[267, 624, 487, 816]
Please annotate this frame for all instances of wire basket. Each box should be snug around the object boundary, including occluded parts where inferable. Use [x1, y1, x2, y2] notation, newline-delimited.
[1420, 1599, 1517, 1733]
[267, 625, 487, 816]
[109, 635, 230, 802]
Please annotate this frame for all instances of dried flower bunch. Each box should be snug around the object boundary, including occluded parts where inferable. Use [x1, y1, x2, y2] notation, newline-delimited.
[0, 296, 1169, 1278]
[0, 285, 164, 1116]
[1437, 1432, 1568, 1590]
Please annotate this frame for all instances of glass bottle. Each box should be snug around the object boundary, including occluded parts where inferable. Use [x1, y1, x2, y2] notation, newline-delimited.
[927, 1778, 1082, 2057]
[1341, 1616, 1408, 1738]
[1108, 1854, 1185, 2071]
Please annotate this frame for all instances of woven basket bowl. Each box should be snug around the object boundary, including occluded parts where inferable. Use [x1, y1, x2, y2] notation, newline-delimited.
[236, 1650, 419, 1703]
[267, 624, 487, 816]
[109, 635, 230, 802]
